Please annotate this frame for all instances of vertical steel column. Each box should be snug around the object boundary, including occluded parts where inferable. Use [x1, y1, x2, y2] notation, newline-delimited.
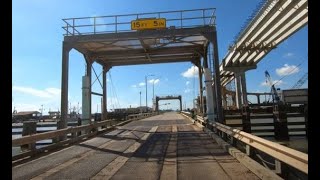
[86, 58, 93, 124]
[179, 96, 182, 111]
[197, 62, 203, 114]
[60, 42, 71, 131]
[202, 47, 208, 115]
[88, 63, 92, 123]
[212, 79, 217, 114]
[203, 47, 215, 123]
[155, 97, 159, 111]
[257, 95, 260, 105]
[240, 71, 248, 106]
[234, 72, 242, 109]
[211, 30, 223, 123]
[102, 66, 108, 120]
[145, 76, 147, 110]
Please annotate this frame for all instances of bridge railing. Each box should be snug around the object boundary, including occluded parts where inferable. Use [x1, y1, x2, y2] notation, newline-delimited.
[223, 113, 307, 137]
[12, 112, 158, 162]
[180, 111, 308, 176]
[62, 8, 216, 36]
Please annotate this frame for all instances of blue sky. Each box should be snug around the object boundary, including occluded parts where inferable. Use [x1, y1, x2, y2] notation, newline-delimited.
[12, 0, 308, 114]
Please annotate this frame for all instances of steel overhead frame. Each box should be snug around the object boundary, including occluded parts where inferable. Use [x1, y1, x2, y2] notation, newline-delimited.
[60, 8, 226, 134]
[155, 95, 182, 112]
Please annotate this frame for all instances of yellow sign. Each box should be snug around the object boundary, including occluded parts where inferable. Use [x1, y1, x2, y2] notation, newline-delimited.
[131, 18, 166, 30]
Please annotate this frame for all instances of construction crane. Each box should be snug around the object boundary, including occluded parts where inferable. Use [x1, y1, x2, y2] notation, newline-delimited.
[265, 71, 280, 104]
[292, 72, 308, 89]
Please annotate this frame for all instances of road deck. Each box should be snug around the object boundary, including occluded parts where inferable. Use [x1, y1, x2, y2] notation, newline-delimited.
[13, 112, 259, 180]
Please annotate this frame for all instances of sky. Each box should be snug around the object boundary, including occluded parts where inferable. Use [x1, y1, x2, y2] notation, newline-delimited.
[12, 0, 308, 114]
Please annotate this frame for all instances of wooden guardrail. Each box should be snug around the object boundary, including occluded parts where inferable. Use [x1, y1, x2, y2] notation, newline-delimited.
[180, 111, 308, 175]
[12, 112, 158, 161]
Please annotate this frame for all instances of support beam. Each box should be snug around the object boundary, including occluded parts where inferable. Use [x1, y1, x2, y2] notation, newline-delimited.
[155, 97, 159, 111]
[223, 65, 257, 72]
[139, 38, 152, 62]
[179, 97, 182, 112]
[60, 42, 72, 132]
[102, 66, 110, 121]
[202, 47, 215, 123]
[82, 56, 94, 125]
[203, 30, 224, 122]
[197, 62, 203, 114]
[101, 66, 107, 121]
[226, 66, 256, 109]
[240, 72, 248, 106]
[91, 92, 103, 96]
[234, 72, 242, 109]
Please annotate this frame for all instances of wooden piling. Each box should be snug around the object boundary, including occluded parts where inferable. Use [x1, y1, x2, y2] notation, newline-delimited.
[21, 120, 37, 151]
[273, 104, 289, 141]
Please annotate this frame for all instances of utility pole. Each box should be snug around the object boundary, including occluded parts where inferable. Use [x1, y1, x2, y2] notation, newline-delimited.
[39, 104, 45, 121]
[145, 76, 147, 110]
[153, 81, 155, 100]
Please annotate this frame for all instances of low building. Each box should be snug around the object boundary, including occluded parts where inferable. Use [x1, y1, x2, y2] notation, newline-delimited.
[48, 111, 60, 119]
[114, 106, 152, 114]
[12, 111, 41, 123]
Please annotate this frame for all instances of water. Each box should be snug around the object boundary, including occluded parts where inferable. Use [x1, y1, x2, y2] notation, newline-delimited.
[12, 126, 60, 156]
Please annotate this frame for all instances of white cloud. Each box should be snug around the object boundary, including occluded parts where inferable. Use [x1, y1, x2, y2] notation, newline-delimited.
[148, 79, 160, 85]
[138, 82, 145, 87]
[13, 103, 40, 112]
[283, 52, 294, 58]
[276, 64, 299, 76]
[184, 89, 191, 93]
[131, 85, 137, 88]
[13, 86, 61, 98]
[186, 81, 190, 85]
[181, 66, 199, 78]
[46, 88, 61, 96]
[260, 80, 284, 87]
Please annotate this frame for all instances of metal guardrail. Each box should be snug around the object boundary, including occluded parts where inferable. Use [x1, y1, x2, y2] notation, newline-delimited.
[180, 111, 308, 175]
[62, 8, 216, 36]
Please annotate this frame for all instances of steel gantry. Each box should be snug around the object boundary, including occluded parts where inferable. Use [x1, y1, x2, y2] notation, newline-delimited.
[59, 8, 224, 133]
[155, 95, 182, 112]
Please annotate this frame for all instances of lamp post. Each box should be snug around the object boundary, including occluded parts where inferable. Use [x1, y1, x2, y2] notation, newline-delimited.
[151, 76, 161, 111]
[145, 74, 154, 111]
[139, 91, 142, 107]
[39, 104, 45, 122]
[152, 81, 155, 100]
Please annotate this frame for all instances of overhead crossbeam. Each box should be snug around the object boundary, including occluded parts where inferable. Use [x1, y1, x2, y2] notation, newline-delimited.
[139, 38, 152, 62]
